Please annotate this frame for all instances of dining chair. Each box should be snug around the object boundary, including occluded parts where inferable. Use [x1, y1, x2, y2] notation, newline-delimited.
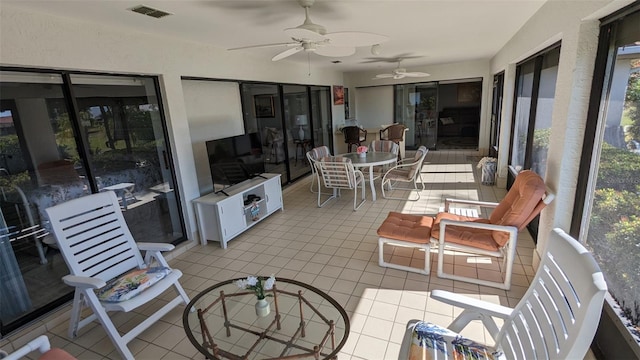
[398, 228, 607, 360]
[314, 156, 366, 211]
[368, 140, 399, 177]
[379, 124, 406, 160]
[341, 126, 367, 153]
[305, 145, 332, 193]
[380, 146, 427, 201]
[45, 191, 190, 360]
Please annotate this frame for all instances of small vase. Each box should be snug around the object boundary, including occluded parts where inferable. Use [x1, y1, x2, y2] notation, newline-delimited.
[255, 298, 270, 317]
[358, 152, 366, 158]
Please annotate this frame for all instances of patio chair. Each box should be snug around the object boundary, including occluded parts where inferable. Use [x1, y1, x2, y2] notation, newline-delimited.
[380, 146, 427, 201]
[314, 156, 366, 211]
[377, 170, 553, 288]
[368, 139, 399, 176]
[45, 191, 190, 360]
[398, 228, 607, 360]
[305, 145, 332, 193]
[380, 123, 406, 160]
[341, 126, 367, 153]
[433, 169, 554, 289]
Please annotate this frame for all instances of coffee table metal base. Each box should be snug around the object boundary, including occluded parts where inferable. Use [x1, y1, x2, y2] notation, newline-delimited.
[196, 285, 337, 360]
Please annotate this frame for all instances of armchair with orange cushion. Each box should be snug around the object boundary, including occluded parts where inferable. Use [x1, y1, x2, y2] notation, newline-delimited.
[432, 170, 554, 289]
[377, 170, 554, 290]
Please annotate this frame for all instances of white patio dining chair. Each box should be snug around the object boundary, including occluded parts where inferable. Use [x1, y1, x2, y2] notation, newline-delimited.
[381, 146, 428, 200]
[305, 145, 332, 193]
[314, 156, 366, 211]
[398, 228, 607, 360]
[45, 191, 190, 360]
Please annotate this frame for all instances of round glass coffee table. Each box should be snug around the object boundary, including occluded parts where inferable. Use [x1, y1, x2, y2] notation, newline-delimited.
[183, 277, 350, 359]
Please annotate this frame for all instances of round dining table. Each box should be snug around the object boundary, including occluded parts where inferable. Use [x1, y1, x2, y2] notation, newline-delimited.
[338, 152, 397, 201]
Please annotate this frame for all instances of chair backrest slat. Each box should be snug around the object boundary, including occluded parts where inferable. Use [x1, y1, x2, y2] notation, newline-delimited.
[46, 191, 144, 282]
[496, 228, 607, 359]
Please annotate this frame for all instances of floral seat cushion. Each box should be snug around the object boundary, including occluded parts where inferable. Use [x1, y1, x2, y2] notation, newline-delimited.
[97, 267, 171, 302]
[407, 321, 503, 360]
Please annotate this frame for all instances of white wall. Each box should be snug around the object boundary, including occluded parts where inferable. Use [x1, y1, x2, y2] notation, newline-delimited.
[0, 4, 344, 242]
[354, 86, 394, 128]
[182, 80, 244, 195]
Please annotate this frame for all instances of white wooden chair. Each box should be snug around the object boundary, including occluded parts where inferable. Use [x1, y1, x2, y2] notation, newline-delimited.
[45, 191, 190, 360]
[399, 228, 608, 360]
[381, 146, 427, 200]
[314, 156, 366, 211]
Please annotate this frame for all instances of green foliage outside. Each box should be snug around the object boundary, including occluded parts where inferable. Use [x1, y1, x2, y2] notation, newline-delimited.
[589, 66, 640, 336]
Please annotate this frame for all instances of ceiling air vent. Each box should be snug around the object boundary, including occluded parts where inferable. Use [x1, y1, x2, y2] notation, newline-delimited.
[129, 5, 172, 19]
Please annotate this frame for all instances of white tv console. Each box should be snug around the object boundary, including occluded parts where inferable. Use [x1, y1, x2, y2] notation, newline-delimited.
[193, 173, 283, 248]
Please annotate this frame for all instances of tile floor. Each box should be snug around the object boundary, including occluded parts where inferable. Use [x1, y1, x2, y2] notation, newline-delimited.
[1, 150, 544, 359]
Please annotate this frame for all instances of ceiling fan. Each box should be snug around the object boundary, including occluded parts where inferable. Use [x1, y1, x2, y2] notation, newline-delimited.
[374, 60, 430, 80]
[228, 0, 388, 61]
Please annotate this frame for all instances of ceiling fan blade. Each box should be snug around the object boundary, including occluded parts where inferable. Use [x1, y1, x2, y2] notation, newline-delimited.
[272, 47, 303, 61]
[315, 46, 355, 57]
[284, 27, 326, 41]
[375, 74, 394, 79]
[228, 42, 298, 51]
[325, 31, 389, 47]
[403, 72, 431, 77]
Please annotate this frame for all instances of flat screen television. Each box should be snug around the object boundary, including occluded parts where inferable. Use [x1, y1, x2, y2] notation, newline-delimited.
[206, 133, 265, 194]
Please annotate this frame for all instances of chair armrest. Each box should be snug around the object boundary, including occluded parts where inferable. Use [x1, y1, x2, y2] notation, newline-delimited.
[444, 198, 499, 211]
[2, 335, 51, 360]
[62, 275, 106, 289]
[137, 242, 175, 252]
[431, 289, 513, 318]
[138, 243, 174, 268]
[439, 218, 517, 235]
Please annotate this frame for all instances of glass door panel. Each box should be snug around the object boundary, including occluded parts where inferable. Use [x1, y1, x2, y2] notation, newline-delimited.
[309, 86, 333, 154]
[510, 60, 536, 174]
[394, 83, 438, 150]
[70, 74, 184, 244]
[241, 84, 286, 182]
[282, 85, 310, 181]
[0, 71, 84, 334]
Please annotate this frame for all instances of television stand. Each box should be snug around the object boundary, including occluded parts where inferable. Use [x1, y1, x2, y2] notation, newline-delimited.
[193, 173, 283, 248]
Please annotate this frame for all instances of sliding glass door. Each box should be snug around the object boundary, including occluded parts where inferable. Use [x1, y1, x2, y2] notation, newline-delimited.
[0, 69, 184, 335]
[241, 83, 332, 185]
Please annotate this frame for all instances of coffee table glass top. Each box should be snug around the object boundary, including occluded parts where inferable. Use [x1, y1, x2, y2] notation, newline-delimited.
[183, 277, 350, 360]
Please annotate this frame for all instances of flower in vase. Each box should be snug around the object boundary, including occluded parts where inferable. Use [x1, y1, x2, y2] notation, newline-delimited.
[234, 275, 276, 300]
[356, 146, 368, 154]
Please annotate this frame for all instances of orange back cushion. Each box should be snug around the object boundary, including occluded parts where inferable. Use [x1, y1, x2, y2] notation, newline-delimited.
[489, 170, 547, 245]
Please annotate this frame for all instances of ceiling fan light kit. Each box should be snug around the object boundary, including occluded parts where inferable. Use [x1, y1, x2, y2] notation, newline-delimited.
[228, 0, 388, 62]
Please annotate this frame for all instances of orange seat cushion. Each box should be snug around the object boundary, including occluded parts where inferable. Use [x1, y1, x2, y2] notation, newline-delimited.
[431, 212, 499, 252]
[39, 348, 77, 360]
[377, 212, 433, 244]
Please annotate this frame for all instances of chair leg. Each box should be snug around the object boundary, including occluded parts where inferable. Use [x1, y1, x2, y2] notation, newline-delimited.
[68, 290, 85, 339]
[378, 237, 430, 275]
[352, 180, 366, 211]
[83, 290, 136, 360]
[436, 239, 514, 290]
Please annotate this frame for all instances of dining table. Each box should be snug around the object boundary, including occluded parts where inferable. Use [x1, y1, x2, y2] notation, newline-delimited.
[338, 152, 397, 201]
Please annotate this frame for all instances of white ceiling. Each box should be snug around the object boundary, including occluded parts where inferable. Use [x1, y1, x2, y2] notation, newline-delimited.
[4, 0, 548, 73]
